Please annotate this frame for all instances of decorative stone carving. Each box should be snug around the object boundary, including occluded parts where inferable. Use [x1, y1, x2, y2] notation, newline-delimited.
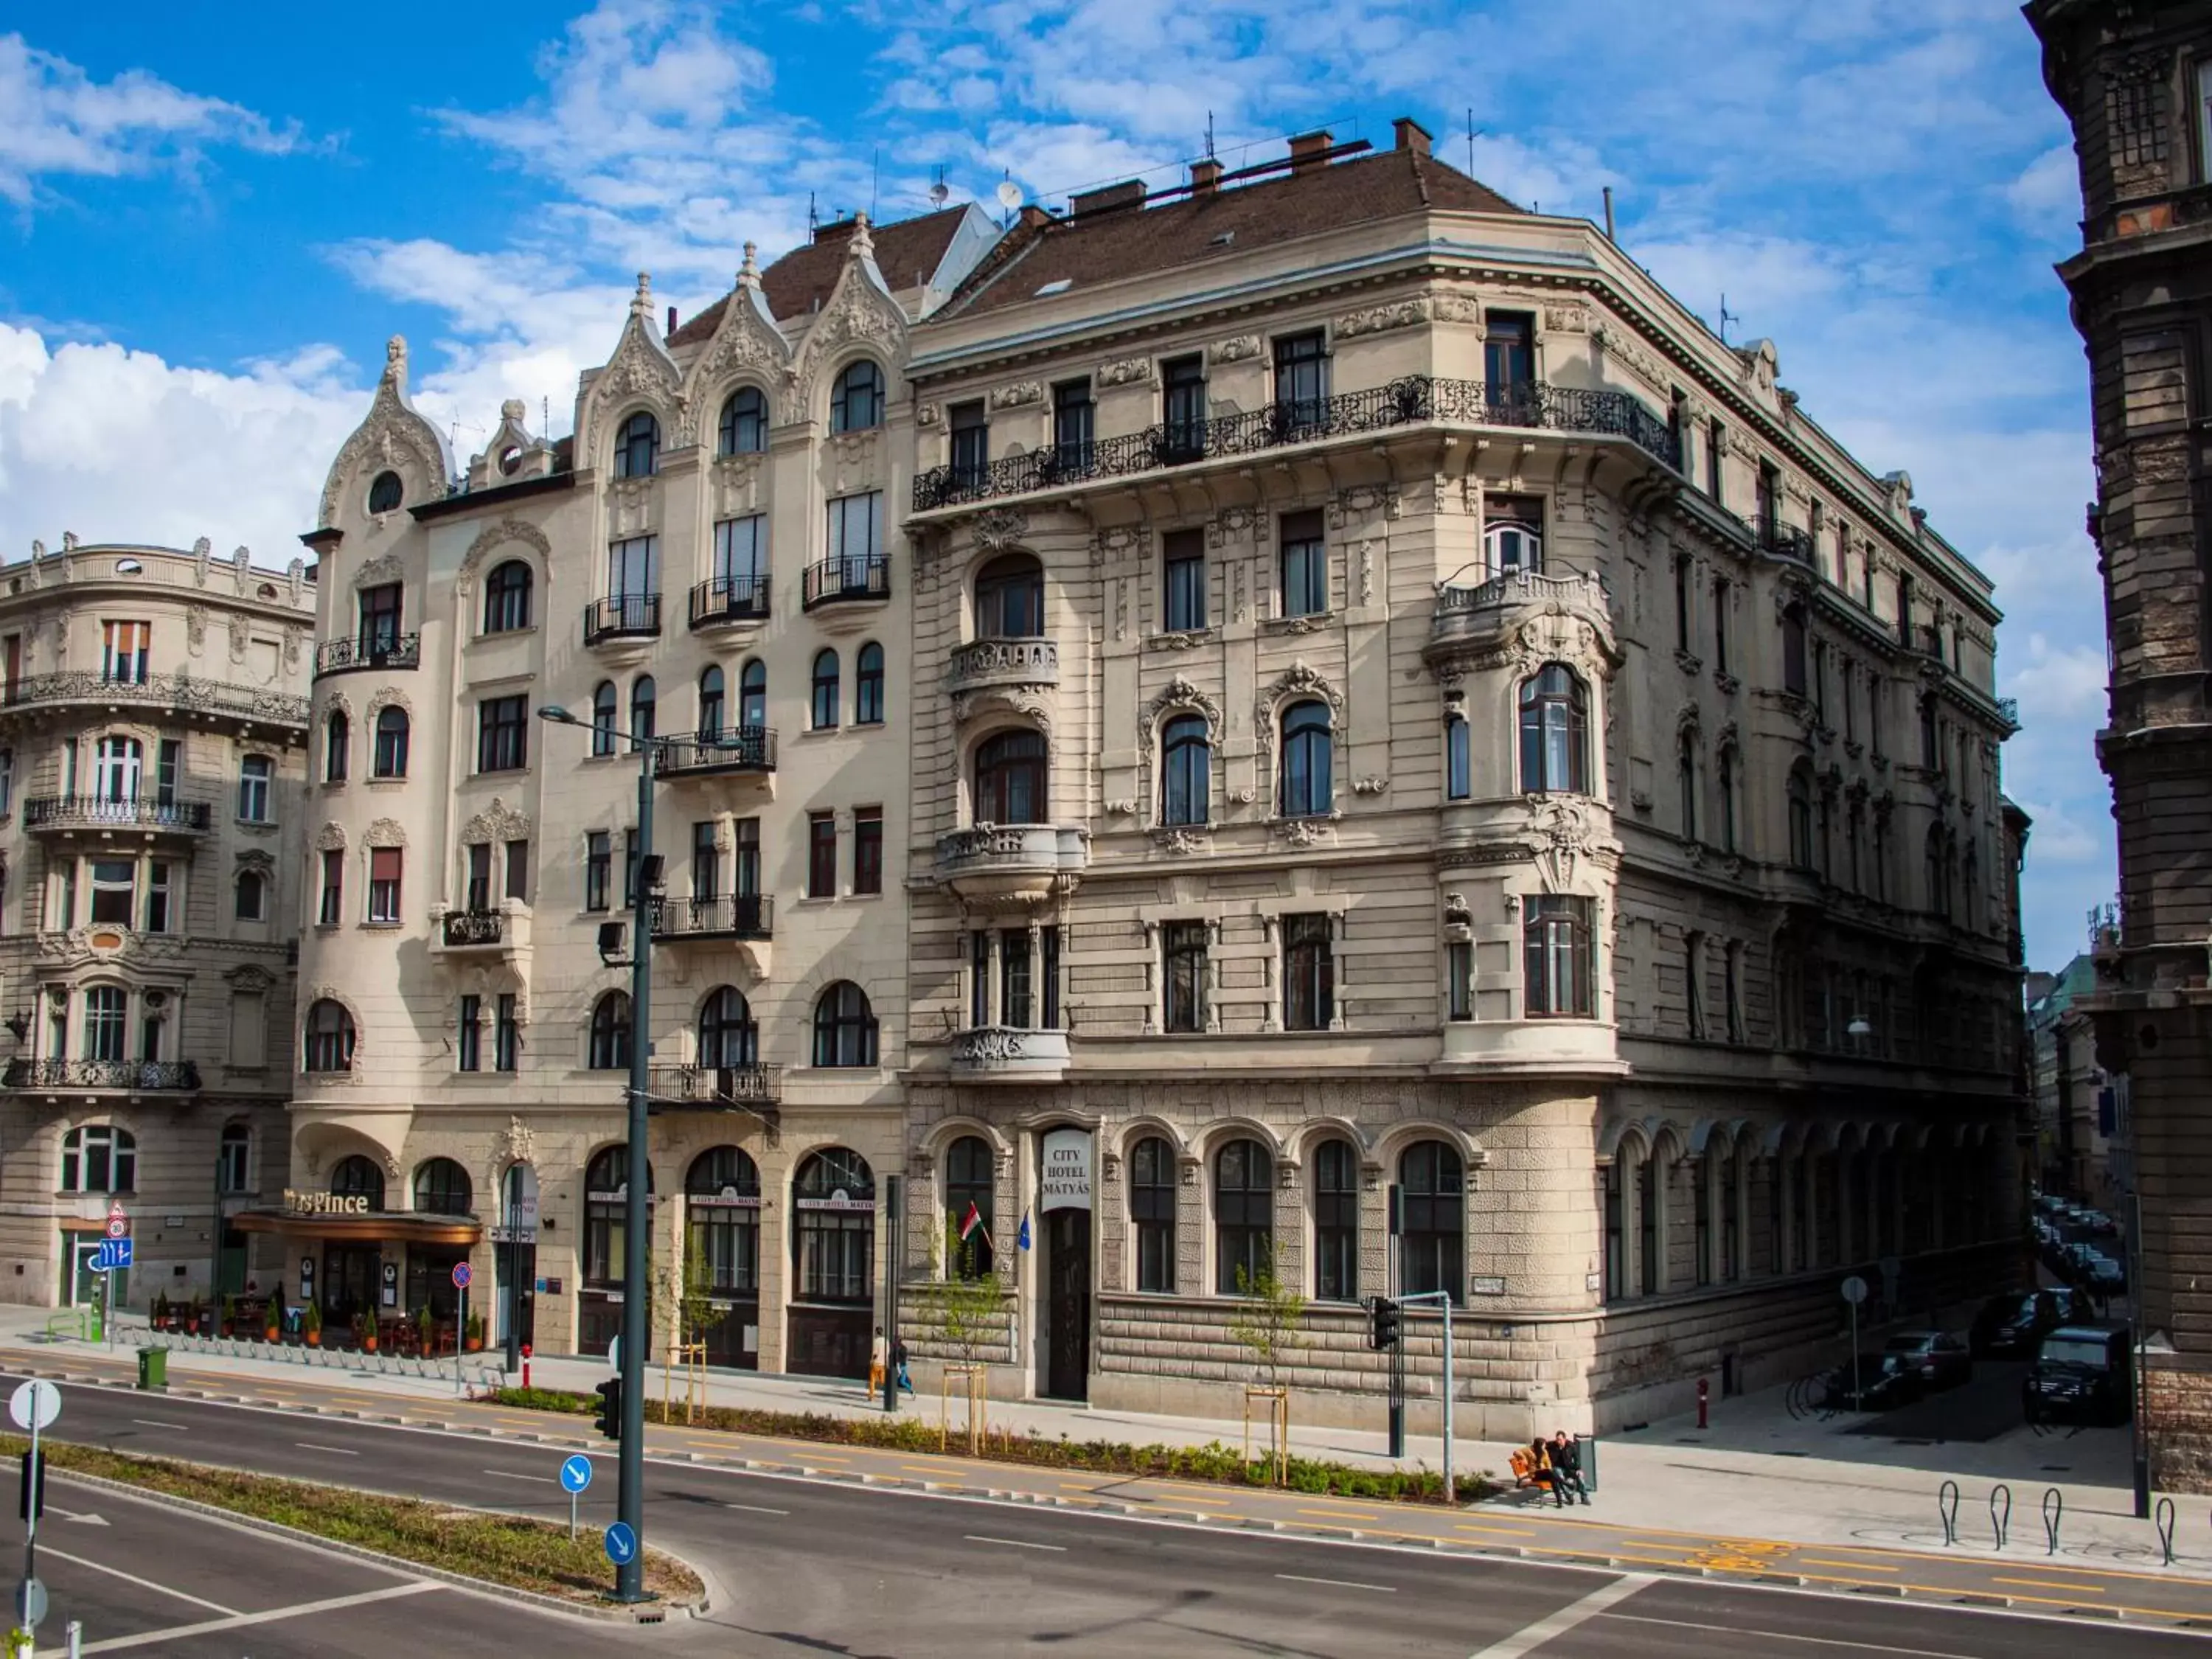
[1144, 676, 1223, 734]
[1098, 358, 1152, 386]
[1276, 817, 1336, 848]
[1352, 776, 1388, 796]
[1089, 526, 1142, 566]
[1532, 797, 1598, 892]
[184, 605, 208, 656]
[1432, 291, 1481, 324]
[1208, 506, 1262, 547]
[973, 507, 1029, 554]
[679, 268, 792, 444]
[193, 537, 212, 586]
[1211, 335, 1262, 364]
[462, 797, 532, 845]
[1335, 297, 1430, 338]
[316, 821, 348, 852]
[352, 553, 404, 591]
[458, 518, 554, 597]
[1593, 324, 1669, 392]
[364, 818, 406, 849]
[990, 381, 1043, 409]
[317, 337, 451, 528]
[577, 274, 685, 472]
[1151, 827, 1210, 855]
[225, 963, 274, 992]
[1543, 305, 1590, 333]
[227, 614, 248, 664]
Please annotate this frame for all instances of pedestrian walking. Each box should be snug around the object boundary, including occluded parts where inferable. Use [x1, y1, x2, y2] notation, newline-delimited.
[891, 1334, 915, 1397]
[1550, 1431, 1590, 1505]
[869, 1326, 888, 1397]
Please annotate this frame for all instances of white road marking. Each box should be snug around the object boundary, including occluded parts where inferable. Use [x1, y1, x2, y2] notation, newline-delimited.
[965, 1534, 1067, 1552]
[63, 1581, 440, 1655]
[1599, 1611, 1989, 1658]
[31, 1545, 239, 1615]
[1276, 1572, 1395, 1593]
[1468, 1573, 1654, 1658]
[44, 1504, 108, 1526]
[294, 1441, 361, 1455]
[725, 1501, 790, 1515]
[481, 1468, 557, 1484]
[128, 1419, 186, 1431]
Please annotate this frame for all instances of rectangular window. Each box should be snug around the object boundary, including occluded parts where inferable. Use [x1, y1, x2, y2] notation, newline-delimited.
[1042, 924, 1060, 1029]
[358, 582, 403, 653]
[1705, 417, 1725, 502]
[1685, 935, 1705, 1039]
[102, 620, 150, 685]
[1841, 662, 1856, 742]
[1161, 528, 1207, 632]
[145, 860, 171, 933]
[89, 858, 134, 925]
[826, 490, 883, 564]
[495, 992, 518, 1072]
[368, 847, 403, 923]
[318, 848, 343, 926]
[1603, 1162, 1624, 1300]
[1051, 378, 1093, 470]
[1711, 579, 1730, 675]
[1446, 716, 1470, 801]
[1523, 895, 1594, 1018]
[477, 694, 528, 772]
[465, 841, 493, 914]
[585, 831, 611, 912]
[1694, 1162, 1714, 1287]
[691, 820, 720, 900]
[807, 812, 837, 898]
[1133, 1152, 1175, 1293]
[1674, 557, 1692, 653]
[458, 995, 482, 1072]
[605, 534, 659, 599]
[1163, 920, 1208, 1033]
[712, 514, 767, 588]
[734, 817, 760, 895]
[1810, 640, 1828, 720]
[948, 399, 988, 486]
[1000, 928, 1032, 1029]
[1725, 944, 1745, 1043]
[1161, 353, 1206, 456]
[504, 838, 529, 901]
[1483, 310, 1536, 399]
[970, 928, 991, 1029]
[852, 807, 883, 896]
[1447, 939, 1473, 1021]
[1273, 330, 1329, 426]
[1279, 508, 1327, 618]
[1869, 678, 1887, 759]
[1282, 911, 1335, 1031]
[156, 738, 181, 807]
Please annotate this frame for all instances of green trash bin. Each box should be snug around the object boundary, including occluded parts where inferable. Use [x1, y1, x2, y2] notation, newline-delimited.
[137, 1346, 168, 1391]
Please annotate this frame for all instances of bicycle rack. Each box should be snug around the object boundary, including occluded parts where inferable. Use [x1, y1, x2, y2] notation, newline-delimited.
[1938, 1478, 1960, 1547]
[2157, 1496, 2177, 1567]
[1989, 1484, 2011, 1551]
[2042, 1487, 2063, 1557]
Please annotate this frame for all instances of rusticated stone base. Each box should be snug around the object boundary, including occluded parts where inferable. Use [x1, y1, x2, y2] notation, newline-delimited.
[2145, 1359, 2212, 1494]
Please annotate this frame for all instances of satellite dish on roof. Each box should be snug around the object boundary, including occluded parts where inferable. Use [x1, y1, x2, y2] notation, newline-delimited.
[930, 181, 950, 205]
[995, 180, 1023, 209]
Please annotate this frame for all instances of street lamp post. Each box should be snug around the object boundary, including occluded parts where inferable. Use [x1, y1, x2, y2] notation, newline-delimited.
[541, 703, 655, 1602]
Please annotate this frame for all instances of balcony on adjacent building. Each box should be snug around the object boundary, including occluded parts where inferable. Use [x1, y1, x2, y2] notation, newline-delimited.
[430, 902, 531, 961]
[1, 671, 310, 728]
[934, 824, 1088, 908]
[949, 1026, 1071, 1082]
[1427, 568, 1611, 661]
[689, 575, 771, 629]
[313, 633, 420, 680]
[584, 592, 662, 646]
[22, 795, 212, 838]
[653, 726, 776, 779]
[1, 1057, 202, 1094]
[912, 375, 1679, 512]
[441, 909, 505, 948]
[801, 554, 891, 611]
[947, 639, 1060, 694]
[650, 893, 773, 943]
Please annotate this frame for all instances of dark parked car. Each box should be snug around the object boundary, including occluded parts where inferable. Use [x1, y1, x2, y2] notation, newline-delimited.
[2025, 1325, 2132, 1426]
[2086, 1253, 2127, 1290]
[1823, 1352, 1923, 1412]
[1885, 1330, 1974, 1390]
[1972, 1290, 2065, 1357]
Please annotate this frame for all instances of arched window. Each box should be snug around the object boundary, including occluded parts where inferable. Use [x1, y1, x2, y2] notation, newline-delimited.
[811, 649, 841, 730]
[793, 1148, 874, 1302]
[324, 712, 349, 783]
[975, 554, 1044, 639]
[414, 1157, 473, 1215]
[237, 754, 273, 823]
[1781, 602, 1808, 696]
[974, 729, 1046, 824]
[588, 990, 632, 1070]
[1787, 765, 1815, 870]
[218, 1122, 251, 1193]
[1483, 514, 1543, 580]
[688, 1146, 760, 1295]
[945, 1135, 995, 1279]
[830, 360, 885, 434]
[330, 1153, 385, 1210]
[372, 706, 409, 779]
[630, 675, 656, 742]
[1279, 700, 1332, 817]
[1160, 714, 1210, 826]
[234, 869, 266, 922]
[1517, 665, 1588, 793]
[613, 410, 659, 479]
[62, 1125, 136, 1194]
[718, 386, 768, 456]
[1131, 1135, 1176, 1293]
[1445, 714, 1470, 801]
[855, 643, 886, 725]
[1214, 1138, 1273, 1294]
[366, 470, 404, 514]
[81, 985, 126, 1062]
[739, 661, 767, 729]
[585, 1147, 653, 1287]
[1400, 1140, 1465, 1302]
[813, 981, 878, 1067]
[1677, 728, 1698, 841]
[698, 985, 757, 1068]
[591, 681, 618, 757]
[1312, 1139, 1358, 1301]
[698, 666, 726, 739]
[304, 998, 355, 1072]
[483, 560, 532, 633]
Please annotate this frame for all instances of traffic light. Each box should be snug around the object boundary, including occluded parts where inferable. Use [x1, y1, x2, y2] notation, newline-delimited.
[18, 1444, 44, 1523]
[594, 1375, 623, 1441]
[1368, 1296, 1400, 1352]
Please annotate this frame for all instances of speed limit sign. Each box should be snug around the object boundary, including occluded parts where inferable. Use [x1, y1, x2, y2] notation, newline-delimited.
[105, 1203, 129, 1240]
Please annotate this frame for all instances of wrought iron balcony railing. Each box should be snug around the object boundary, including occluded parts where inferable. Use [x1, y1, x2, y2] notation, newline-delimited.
[802, 555, 891, 610]
[689, 575, 771, 628]
[23, 795, 212, 833]
[2, 1057, 201, 1092]
[913, 375, 1680, 511]
[313, 633, 421, 679]
[653, 726, 776, 779]
[1757, 518, 1818, 564]
[648, 1062, 782, 1107]
[1, 671, 310, 726]
[650, 893, 774, 941]
[584, 593, 662, 645]
[441, 909, 505, 947]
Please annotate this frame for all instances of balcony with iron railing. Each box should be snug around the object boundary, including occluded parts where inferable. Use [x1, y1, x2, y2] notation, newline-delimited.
[802, 554, 891, 611]
[647, 1063, 782, 1138]
[912, 375, 1680, 512]
[584, 593, 662, 646]
[23, 795, 212, 836]
[1757, 517, 1818, 564]
[441, 909, 505, 948]
[650, 892, 774, 942]
[2, 1057, 202, 1093]
[689, 575, 771, 629]
[313, 633, 421, 680]
[947, 638, 1060, 693]
[653, 726, 776, 779]
[1, 671, 310, 727]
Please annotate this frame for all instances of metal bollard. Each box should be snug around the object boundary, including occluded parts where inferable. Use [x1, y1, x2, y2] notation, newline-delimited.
[2043, 1487, 2064, 1557]
[67, 1621, 82, 1658]
[1989, 1483, 2011, 1551]
[2157, 1495, 2177, 1567]
[1938, 1478, 1960, 1547]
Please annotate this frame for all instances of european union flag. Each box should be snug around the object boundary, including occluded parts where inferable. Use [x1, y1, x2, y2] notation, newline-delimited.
[1017, 1211, 1032, 1251]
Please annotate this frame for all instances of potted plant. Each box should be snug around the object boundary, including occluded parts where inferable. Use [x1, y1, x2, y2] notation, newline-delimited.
[362, 1315, 378, 1355]
[417, 1303, 434, 1354]
[302, 1298, 322, 1348]
[465, 1310, 485, 1352]
[220, 1295, 235, 1339]
[151, 1292, 169, 1332]
[263, 1287, 282, 1343]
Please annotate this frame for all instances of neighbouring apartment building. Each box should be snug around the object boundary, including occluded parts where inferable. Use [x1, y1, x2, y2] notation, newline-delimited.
[0, 536, 311, 1310]
[2027, 952, 2121, 1207]
[2028, 0, 2212, 1488]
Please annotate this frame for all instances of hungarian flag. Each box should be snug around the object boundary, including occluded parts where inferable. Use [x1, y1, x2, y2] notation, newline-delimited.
[959, 1202, 992, 1250]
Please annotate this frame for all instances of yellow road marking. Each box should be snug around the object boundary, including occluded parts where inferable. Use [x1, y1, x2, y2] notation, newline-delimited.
[1454, 1523, 1538, 1538]
[1995, 1576, 2106, 1593]
[1800, 1558, 1899, 1572]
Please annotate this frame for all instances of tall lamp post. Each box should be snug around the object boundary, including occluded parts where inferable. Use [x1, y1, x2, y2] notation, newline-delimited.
[539, 702, 657, 1602]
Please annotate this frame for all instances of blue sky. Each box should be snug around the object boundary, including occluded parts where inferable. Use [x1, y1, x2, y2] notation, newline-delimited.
[0, 1, 2109, 970]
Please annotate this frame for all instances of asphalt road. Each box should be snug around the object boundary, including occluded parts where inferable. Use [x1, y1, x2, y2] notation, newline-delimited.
[6, 1371, 2210, 1658]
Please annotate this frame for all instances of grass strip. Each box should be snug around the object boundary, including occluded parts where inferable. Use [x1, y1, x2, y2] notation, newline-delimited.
[0, 1433, 700, 1607]
[489, 1385, 1498, 1504]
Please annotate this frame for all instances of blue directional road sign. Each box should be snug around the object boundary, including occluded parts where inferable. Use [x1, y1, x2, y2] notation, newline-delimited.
[560, 1454, 594, 1495]
[91, 1237, 133, 1273]
[603, 1520, 637, 1566]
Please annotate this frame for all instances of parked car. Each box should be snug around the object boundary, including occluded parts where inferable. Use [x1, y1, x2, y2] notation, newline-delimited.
[2084, 1253, 2127, 1290]
[1972, 1290, 2065, 1357]
[1823, 1352, 1924, 1412]
[2025, 1325, 2132, 1426]
[1885, 1330, 1974, 1390]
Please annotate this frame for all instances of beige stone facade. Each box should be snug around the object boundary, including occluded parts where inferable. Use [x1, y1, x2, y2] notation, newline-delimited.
[0, 538, 311, 1310]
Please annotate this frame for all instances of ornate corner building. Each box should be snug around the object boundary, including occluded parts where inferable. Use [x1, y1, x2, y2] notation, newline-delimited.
[0, 538, 312, 1308]
[2028, 0, 2212, 1487]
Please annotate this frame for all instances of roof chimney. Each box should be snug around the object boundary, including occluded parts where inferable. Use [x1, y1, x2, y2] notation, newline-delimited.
[1190, 157, 1223, 198]
[665, 305, 678, 338]
[1018, 204, 1054, 231]
[1069, 178, 1147, 219]
[1392, 117, 1433, 157]
[1287, 129, 1333, 175]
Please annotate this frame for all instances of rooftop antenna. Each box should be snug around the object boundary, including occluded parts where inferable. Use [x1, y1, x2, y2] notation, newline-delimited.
[1467, 107, 1475, 176]
[1719, 292, 1742, 345]
[807, 190, 819, 236]
[1205, 111, 1217, 161]
[929, 164, 949, 207]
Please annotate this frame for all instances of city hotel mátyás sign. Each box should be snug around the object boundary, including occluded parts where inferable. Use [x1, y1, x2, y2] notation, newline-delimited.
[1040, 1129, 1092, 1211]
[283, 1189, 372, 1217]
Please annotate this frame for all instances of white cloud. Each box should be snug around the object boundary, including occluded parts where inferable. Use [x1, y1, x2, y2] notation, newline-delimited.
[2005, 634, 2109, 725]
[2006, 142, 2079, 227]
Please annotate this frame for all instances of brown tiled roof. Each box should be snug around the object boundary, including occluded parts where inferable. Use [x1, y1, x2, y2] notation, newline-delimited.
[667, 206, 975, 346]
[939, 147, 1523, 321]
